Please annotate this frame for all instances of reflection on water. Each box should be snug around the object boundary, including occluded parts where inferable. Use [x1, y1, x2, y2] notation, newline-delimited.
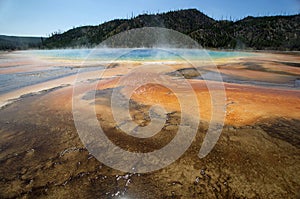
[0, 67, 104, 94]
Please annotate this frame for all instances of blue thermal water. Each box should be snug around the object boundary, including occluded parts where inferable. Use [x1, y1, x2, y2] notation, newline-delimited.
[1, 49, 254, 94]
[23, 48, 254, 61]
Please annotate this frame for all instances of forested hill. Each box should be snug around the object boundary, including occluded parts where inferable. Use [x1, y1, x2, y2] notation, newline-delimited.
[5, 9, 300, 51]
[42, 9, 300, 50]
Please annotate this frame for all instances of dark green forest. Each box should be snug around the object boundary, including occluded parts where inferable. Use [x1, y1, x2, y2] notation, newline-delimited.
[0, 35, 43, 50]
[1, 9, 300, 50]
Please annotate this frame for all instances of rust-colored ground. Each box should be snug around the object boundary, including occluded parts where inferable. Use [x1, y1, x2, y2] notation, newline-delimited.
[0, 51, 299, 198]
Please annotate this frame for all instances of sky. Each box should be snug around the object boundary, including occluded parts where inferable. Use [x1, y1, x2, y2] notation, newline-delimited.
[0, 0, 299, 37]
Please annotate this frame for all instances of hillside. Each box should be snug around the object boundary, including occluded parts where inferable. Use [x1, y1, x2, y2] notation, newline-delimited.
[0, 35, 43, 50]
[42, 9, 300, 50]
[43, 9, 215, 48]
[2, 9, 299, 51]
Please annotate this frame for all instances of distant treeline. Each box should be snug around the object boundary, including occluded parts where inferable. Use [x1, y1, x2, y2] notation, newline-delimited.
[0, 35, 43, 50]
[2, 9, 300, 51]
